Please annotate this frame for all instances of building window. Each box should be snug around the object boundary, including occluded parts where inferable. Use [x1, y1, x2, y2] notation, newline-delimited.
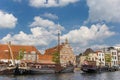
[102, 59, 104, 61]
[112, 52, 116, 55]
[99, 59, 101, 61]
[99, 54, 101, 56]
[115, 56, 116, 60]
[102, 54, 104, 56]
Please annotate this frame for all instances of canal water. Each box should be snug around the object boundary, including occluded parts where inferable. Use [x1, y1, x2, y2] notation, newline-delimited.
[0, 71, 120, 80]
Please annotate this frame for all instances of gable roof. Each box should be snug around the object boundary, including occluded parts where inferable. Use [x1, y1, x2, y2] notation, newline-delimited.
[83, 48, 94, 56]
[0, 44, 41, 59]
[44, 45, 63, 55]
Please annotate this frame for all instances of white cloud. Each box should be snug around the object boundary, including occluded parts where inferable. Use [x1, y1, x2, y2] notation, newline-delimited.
[0, 10, 17, 28]
[63, 24, 115, 54]
[73, 44, 109, 54]
[30, 16, 64, 31]
[86, 0, 120, 23]
[0, 22, 115, 54]
[61, 24, 115, 46]
[29, 0, 79, 8]
[114, 44, 120, 47]
[90, 44, 109, 50]
[42, 13, 58, 20]
[0, 16, 64, 47]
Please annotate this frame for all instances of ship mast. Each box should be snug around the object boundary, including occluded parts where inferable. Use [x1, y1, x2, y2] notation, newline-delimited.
[58, 26, 60, 52]
[57, 23, 60, 64]
[7, 41, 15, 66]
[58, 24, 60, 53]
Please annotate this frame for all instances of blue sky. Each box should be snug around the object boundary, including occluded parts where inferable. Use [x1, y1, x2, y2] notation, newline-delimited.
[0, 0, 120, 54]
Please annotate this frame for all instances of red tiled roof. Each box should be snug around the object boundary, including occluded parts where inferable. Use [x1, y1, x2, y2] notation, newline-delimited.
[44, 45, 63, 55]
[39, 54, 54, 63]
[0, 44, 41, 59]
[38, 54, 54, 63]
[37, 44, 64, 63]
[39, 54, 53, 60]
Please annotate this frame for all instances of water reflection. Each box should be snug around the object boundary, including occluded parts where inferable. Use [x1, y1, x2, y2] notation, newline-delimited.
[0, 71, 120, 80]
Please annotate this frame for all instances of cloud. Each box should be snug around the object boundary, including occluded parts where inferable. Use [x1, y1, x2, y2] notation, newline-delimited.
[61, 24, 115, 46]
[29, 0, 79, 8]
[73, 44, 109, 54]
[0, 16, 64, 47]
[0, 10, 17, 28]
[1, 31, 49, 46]
[90, 44, 109, 50]
[86, 0, 120, 23]
[30, 16, 64, 31]
[0, 21, 115, 54]
[42, 13, 58, 20]
[114, 44, 120, 47]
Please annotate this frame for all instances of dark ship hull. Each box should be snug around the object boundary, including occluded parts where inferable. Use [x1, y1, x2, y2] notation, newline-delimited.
[60, 66, 74, 73]
[81, 65, 98, 73]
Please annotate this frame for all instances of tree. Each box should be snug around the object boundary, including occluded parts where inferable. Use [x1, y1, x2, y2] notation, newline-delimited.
[105, 54, 111, 62]
[52, 51, 60, 64]
[85, 56, 89, 61]
[105, 54, 111, 67]
[17, 49, 25, 60]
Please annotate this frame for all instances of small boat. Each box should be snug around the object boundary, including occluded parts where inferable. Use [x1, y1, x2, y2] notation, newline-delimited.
[13, 66, 32, 75]
[81, 65, 98, 73]
[0, 62, 15, 75]
[81, 61, 98, 73]
[0, 66, 16, 75]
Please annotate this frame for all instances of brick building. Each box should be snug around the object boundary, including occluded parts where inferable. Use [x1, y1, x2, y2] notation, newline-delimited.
[0, 43, 41, 65]
[42, 39, 76, 67]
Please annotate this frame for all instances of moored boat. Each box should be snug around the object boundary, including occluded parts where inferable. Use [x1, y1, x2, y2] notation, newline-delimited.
[81, 61, 98, 73]
[0, 66, 16, 75]
[25, 62, 56, 74]
[81, 65, 98, 73]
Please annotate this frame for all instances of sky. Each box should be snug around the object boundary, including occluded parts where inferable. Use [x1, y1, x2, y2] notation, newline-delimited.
[0, 0, 120, 55]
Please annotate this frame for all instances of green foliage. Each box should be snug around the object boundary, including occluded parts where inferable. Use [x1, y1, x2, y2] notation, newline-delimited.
[52, 51, 60, 64]
[105, 54, 111, 62]
[85, 56, 89, 61]
[17, 49, 25, 60]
